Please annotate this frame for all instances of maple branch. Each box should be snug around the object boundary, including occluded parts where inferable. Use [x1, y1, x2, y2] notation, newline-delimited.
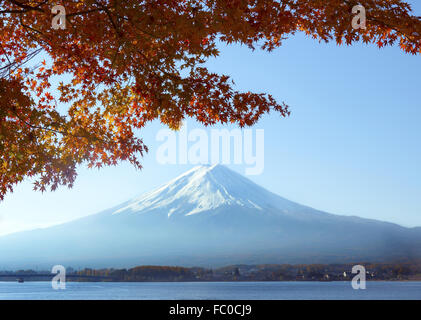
[5, 0, 45, 13]
[94, 1, 120, 35]
[341, 0, 420, 46]
[8, 105, 106, 144]
[370, 15, 421, 43]
[0, 48, 42, 78]
[66, 7, 108, 17]
[20, 22, 44, 35]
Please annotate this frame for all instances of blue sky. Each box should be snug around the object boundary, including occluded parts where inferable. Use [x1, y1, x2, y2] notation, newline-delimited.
[0, 3, 420, 235]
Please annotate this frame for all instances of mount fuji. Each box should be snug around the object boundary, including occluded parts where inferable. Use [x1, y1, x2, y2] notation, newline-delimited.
[1, 164, 421, 269]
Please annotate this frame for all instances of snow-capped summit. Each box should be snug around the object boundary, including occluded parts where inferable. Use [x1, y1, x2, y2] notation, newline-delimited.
[113, 164, 300, 217]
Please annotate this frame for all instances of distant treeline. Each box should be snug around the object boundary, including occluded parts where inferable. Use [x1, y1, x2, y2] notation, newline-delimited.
[2, 261, 421, 282]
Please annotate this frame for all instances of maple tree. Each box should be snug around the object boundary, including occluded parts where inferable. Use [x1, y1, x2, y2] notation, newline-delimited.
[0, 0, 420, 200]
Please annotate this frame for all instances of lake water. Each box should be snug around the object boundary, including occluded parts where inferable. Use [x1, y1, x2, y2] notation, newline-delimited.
[0, 281, 420, 300]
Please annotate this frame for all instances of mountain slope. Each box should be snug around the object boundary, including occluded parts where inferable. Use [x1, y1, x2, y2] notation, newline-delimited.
[0, 165, 420, 269]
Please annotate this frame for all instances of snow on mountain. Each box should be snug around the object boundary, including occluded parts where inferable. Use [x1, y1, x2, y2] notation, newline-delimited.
[113, 164, 308, 218]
